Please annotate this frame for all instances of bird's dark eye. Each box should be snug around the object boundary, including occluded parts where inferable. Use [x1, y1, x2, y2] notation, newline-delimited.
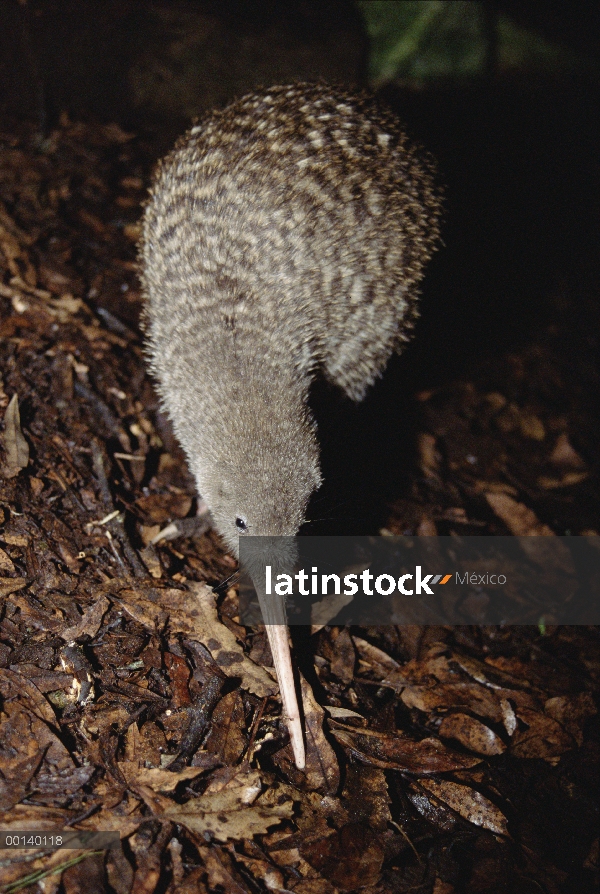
[235, 516, 248, 532]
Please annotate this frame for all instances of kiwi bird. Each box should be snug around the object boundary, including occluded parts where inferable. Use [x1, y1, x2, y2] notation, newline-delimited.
[140, 83, 441, 769]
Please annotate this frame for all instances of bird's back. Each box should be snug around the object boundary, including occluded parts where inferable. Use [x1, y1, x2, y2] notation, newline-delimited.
[141, 83, 440, 407]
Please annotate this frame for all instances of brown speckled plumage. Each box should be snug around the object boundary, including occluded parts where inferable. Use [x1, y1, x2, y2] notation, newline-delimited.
[140, 83, 441, 555]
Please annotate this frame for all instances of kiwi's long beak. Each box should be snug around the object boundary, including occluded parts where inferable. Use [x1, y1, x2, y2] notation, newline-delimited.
[245, 539, 305, 769]
[263, 623, 305, 769]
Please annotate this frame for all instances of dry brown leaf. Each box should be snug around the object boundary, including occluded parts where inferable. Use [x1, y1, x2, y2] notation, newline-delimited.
[0, 546, 15, 574]
[285, 881, 338, 894]
[136, 491, 193, 523]
[353, 635, 409, 684]
[325, 705, 366, 722]
[0, 805, 80, 835]
[550, 432, 586, 468]
[500, 698, 518, 736]
[61, 595, 111, 641]
[318, 627, 355, 684]
[119, 581, 277, 697]
[544, 693, 597, 746]
[494, 402, 545, 440]
[330, 725, 480, 774]
[485, 491, 553, 535]
[188, 583, 278, 697]
[139, 544, 162, 578]
[118, 762, 207, 792]
[417, 517, 438, 536]
[300, 823, 385, 890]
[417, 779, 509, 836]
[163, 768, 293, 842]
[231, 851, 286, 892]
[0, 669, 77, 809]
[311, 587, 354, 626]
[400, 679, 506, 724]
[0, 576, 27, 597]
[1, 393, 29, 478]
[0, 667, 62, 726]
[204, 689, 247, 764]
[511, 706, 577, 759]
[518, 410, 545, 440]
[453, 651, 524, 689]
[417, 431, 440, 478]
[484, 492, 577, 579]
[299, 674, 340, 793]
[538, 471, 588, 489]
[341, 764, 392, 832]
[0, 751, 45, 811]
[438, 713, 505, 756]
[196, 846, 249, 894]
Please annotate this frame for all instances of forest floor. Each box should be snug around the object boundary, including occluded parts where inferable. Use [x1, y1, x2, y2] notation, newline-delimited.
[0, 99, 599, 894]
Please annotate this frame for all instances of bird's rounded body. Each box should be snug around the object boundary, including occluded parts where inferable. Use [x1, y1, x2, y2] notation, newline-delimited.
[140, 83, 440, 553]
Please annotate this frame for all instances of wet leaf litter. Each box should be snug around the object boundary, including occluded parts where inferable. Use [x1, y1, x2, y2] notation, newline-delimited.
[0, 115, 598, 893]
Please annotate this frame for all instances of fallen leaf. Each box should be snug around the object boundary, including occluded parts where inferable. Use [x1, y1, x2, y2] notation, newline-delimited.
[118, 762, 207, 792]
[118, 581, 277, 697]
[231, 851, 286, 892]
[301, 823, 384, 890]
[543, 693, 596, 746]
[0, 751, 45, 811]
[136, 492, 192, 524]
[204, 689, 247, 764]
[0, 669, 78, 809]
[549, 432, 586, 468]
[511, 706, 577, 759]
[341, 765, 391, 833]
[61, 596, 110, 641]
[163, 768, 293, 842]
[400, 679, 506, 724]
[494, 403, 545, 440]
[330, 725, 480, 774]
[417, 432, 440, 478]
[311, 588, 354, 626]
[197, 845, 250, 894]
[299, 674, 340, 793]
[484, 492, 577, 578]
[318, 627, 355, 684]
[438, 713, 505, 756]
[417, 517, 438, 535]
[538, 471, 588, 489]
[189, 583, 278, 698]
[485, 491, 553, 535]
[1, 393, 29, 477]
[0, 576, 27, 597]
[500, 698, 518, 736]
[325, 706, 366, 722]
[0, 547, 15, 573]
[416, 779, 509, 835]
[353, 635, 408, 682]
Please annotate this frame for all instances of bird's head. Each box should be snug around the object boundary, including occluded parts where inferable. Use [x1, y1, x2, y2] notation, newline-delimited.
[194, 397, 321, 557]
